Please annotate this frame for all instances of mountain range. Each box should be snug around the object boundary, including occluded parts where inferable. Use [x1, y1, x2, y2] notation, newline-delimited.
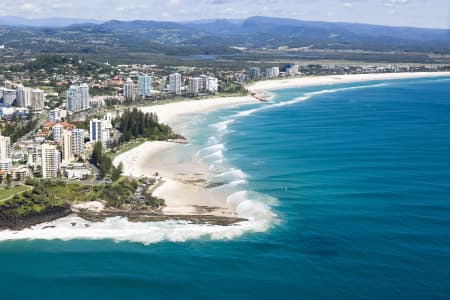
[0, 16, 449, 57]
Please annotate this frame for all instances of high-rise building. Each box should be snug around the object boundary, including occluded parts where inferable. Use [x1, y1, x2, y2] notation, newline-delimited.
[266, 67, 280, 79]
[169, 73, 182, 95]
[189, 77, 201, 95]
[123, 78, 137, 102]
[30, 89, 45, 112]
[249, 67, 261, 80]
[285, 64, 299, 77]
[67, 84, 90, 113]
[52, 124, 64, 142]
[41, 144, 61, 178]
[71, 128, 85, 157]
[62, 130, 73, 163]
[0, 88, 17, 106]
[206, 77, 219, 93]
[0, 133, 11, 160]
[90, 116, 111, 146]
[16, 85, 32, 107]
[138, 74, 152, 97]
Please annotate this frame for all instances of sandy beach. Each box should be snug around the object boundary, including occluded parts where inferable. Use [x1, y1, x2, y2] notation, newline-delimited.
[247, 72, 450, 92]
[114, 96, 259, 218]
[140, 96, 257, 124]
[114, 71, 450, 220]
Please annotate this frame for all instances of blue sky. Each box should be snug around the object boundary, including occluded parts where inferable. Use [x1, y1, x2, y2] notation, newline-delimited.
[1, 0, 449, 28]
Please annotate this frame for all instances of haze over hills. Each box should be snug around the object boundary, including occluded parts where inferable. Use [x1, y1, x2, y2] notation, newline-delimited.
[0, 16, 449, 59]
[0, 16, 103, 27]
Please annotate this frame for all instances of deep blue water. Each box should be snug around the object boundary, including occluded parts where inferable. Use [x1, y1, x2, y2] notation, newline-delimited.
[1, 77, 450, 299]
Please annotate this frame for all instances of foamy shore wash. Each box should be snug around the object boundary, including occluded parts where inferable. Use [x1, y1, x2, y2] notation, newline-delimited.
[1, 72, 450, 244]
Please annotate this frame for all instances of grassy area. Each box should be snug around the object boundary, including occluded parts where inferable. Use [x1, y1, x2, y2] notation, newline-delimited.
[0, 186, 33, 202]
[0, 178, 164, 220]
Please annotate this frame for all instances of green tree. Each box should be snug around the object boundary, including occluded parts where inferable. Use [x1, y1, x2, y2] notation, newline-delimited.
[111, 162, 123, 181]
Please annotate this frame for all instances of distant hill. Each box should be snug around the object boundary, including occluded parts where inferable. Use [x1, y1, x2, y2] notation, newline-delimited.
[0, 16, 102, 27]
[0, 16, 449, 57]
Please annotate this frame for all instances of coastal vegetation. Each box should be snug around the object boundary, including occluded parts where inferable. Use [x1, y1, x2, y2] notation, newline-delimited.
[115, 108, 178, 143]
[0, 178, 165, 229]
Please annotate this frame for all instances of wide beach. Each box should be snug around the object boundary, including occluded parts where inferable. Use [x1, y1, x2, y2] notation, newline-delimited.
[114, 71, 450, 220]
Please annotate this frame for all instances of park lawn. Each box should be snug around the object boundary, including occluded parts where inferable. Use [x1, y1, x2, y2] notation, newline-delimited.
[0, 185, 33, 202]
[46, 184, 102, 203]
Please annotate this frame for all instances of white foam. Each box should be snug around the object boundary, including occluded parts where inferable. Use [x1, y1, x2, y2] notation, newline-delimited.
[216, 168, 247, 179]
[0, 215, 272, 245]
[236, 83, 388, 118]
[210, 120, 234, 132]
[200, 150, 224, 161]
[197, 143, 225, 157]
[227, 191, 277, 221]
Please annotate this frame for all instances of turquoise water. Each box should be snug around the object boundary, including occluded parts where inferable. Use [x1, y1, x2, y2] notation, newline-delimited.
[1, 77, 450, 299]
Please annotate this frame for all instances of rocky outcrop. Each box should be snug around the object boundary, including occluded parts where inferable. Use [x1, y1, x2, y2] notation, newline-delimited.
[0, 205, 72, 230]
[77, 209, 247, 226]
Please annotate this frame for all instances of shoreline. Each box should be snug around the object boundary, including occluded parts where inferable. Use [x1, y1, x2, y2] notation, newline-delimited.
[116, 71, 450, 223]
[113, 95, 260, 221]
[247, 71, 450, 94]
[2, 71, 450, 242]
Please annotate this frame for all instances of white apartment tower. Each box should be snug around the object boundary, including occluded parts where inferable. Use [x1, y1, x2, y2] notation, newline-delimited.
[62, 130, 73, 163]
[124, 78, 137, 102]
[71, 128, 85, 157]
[41, 144, 61, 178]
[0, 133, 11, 160]
[169, 73, 182, 95]
[90, 116, 111, 145]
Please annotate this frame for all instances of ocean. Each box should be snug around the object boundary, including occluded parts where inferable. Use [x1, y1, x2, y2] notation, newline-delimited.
[1, 76, 450, 299]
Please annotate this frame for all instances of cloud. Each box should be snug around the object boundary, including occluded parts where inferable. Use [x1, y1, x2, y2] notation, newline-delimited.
[342, 2, 353, 8]
[20, 3, 41, 13]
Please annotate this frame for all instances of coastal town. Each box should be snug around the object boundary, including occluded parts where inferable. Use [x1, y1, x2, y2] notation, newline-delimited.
[1, 56, 447, 185]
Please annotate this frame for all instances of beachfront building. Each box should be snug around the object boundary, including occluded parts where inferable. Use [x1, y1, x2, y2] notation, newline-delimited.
[138, 74, 152, 98]
[235, 73, 247, 83]
[249, 67, 262, 80]
[285, 64, 299, 77]
[169, 73, 182, 95]
[67, 84, 90, 113]
[124, 78, 138, 102]
[205, 77, 219, 93]
[266, 67, 280, 79]
[41, 144, 61, 178]
[189, 77, 201, 95]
